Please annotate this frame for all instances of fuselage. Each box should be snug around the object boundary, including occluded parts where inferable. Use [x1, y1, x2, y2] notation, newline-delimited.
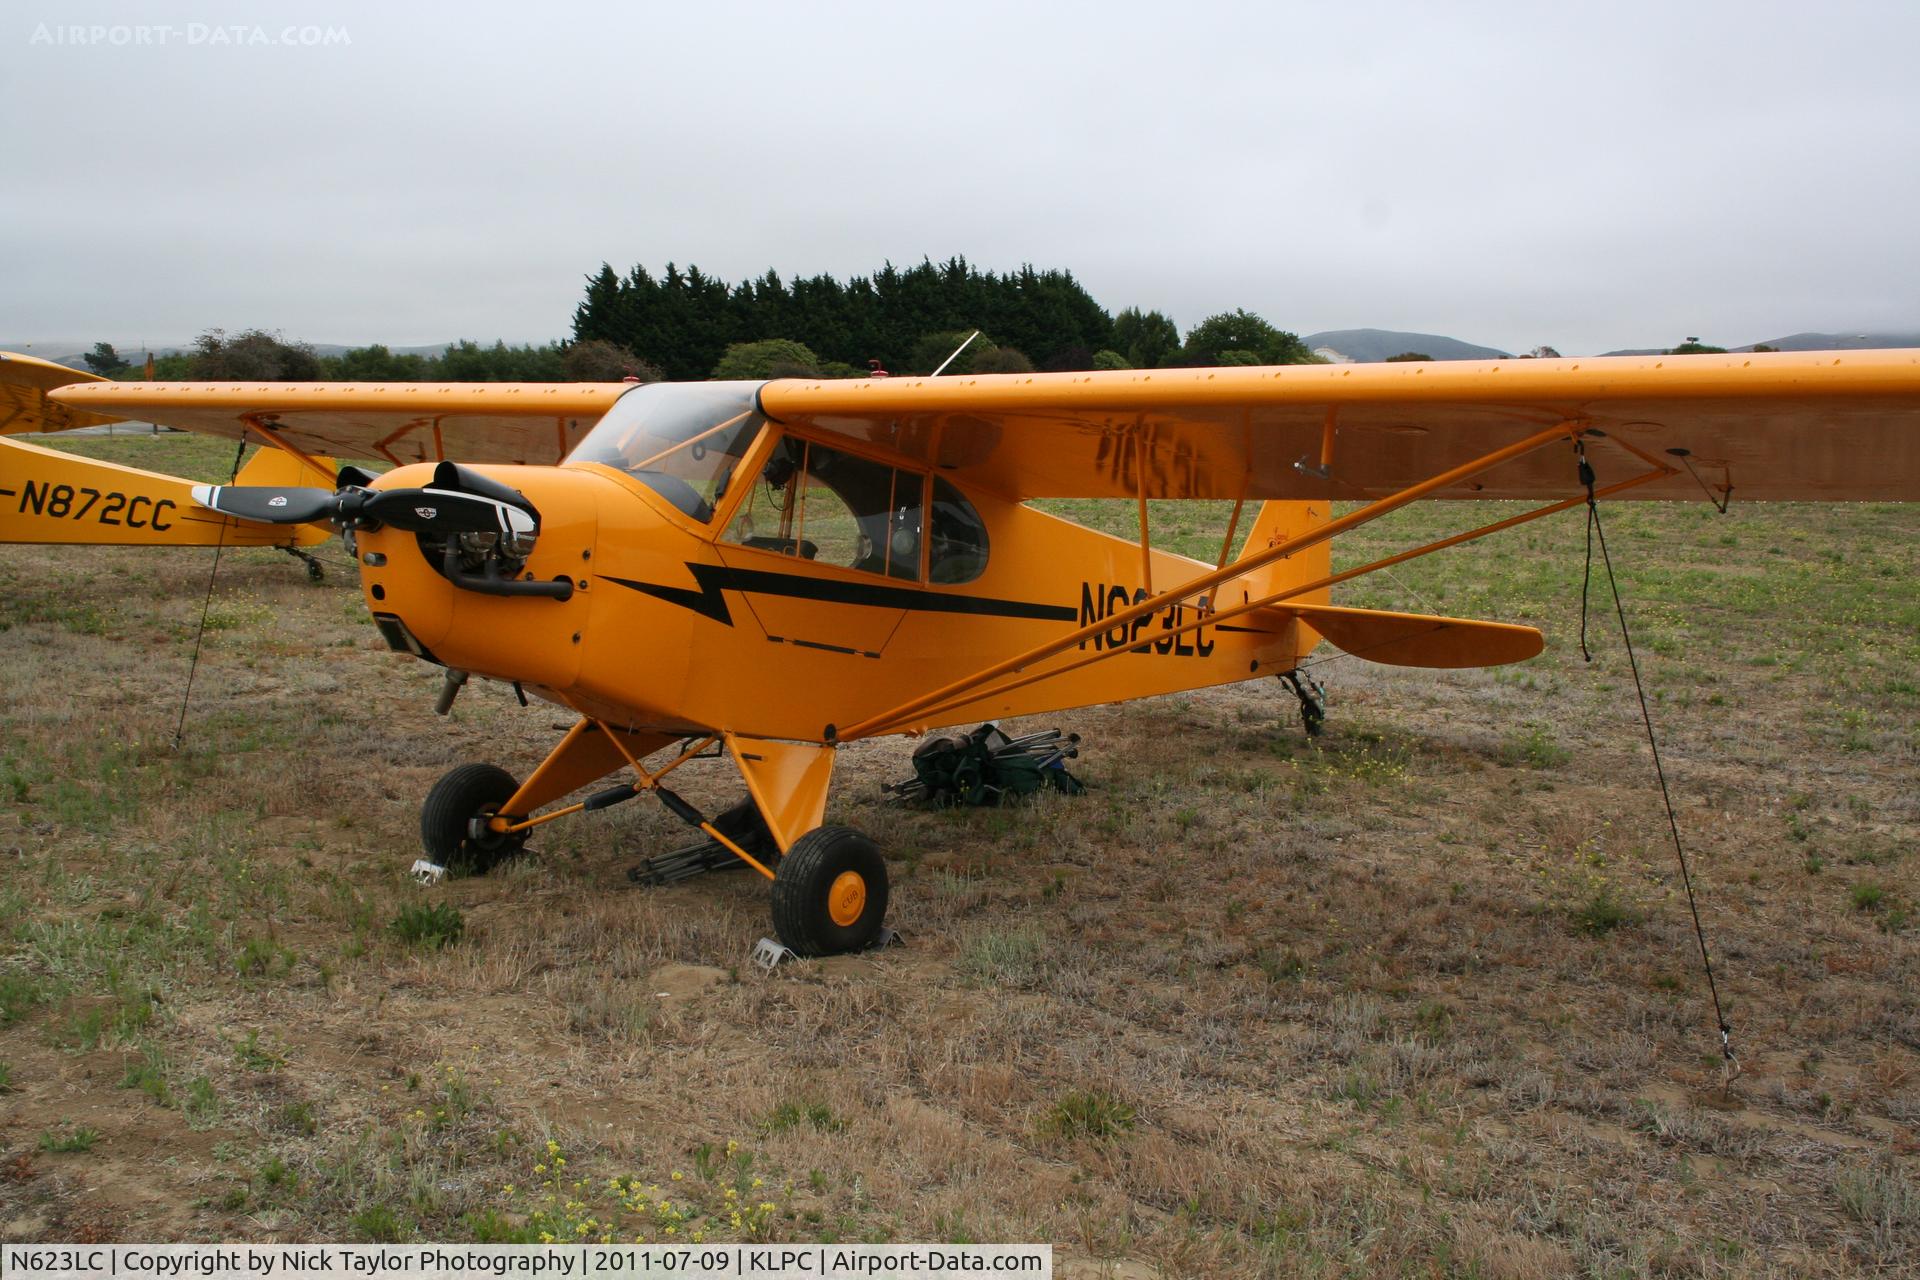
[354, 382, 1320, 743]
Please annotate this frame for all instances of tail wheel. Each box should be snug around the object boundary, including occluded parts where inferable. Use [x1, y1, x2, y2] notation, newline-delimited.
[421, 763, 527, 875]
[770, 825, 889, 957]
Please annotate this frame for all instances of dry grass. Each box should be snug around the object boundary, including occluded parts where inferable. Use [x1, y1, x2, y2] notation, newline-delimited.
[0, 434, 1915, 1275]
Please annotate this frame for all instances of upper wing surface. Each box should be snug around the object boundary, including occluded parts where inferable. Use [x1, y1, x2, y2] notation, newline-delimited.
[43, 380, 636, 466]
[757, 350, 1920, 501]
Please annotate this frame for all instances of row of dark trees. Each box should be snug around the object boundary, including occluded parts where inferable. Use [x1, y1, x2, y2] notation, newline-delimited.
[81, 259, 1758, 387]
[573, 256, 1321, 380]
[573, 257, 1127, 380]
[85, 257, 1338, 383]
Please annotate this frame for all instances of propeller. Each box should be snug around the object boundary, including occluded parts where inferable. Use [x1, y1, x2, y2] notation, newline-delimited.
[191, 462, 538, 541]
[191, 462, 571, 600]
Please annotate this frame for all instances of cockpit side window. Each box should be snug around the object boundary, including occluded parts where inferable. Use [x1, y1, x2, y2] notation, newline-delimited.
[725, 438, 925, 582]
[928, 477, 989, 584]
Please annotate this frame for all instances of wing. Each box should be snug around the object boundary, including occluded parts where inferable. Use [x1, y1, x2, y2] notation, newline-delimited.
[758, 350, 1920, 501]
[0, 351, 122, 434]
[40, 377, 637, 467]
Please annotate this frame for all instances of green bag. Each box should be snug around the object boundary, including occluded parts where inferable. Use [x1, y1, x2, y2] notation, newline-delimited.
[890, 724, 1084, 807]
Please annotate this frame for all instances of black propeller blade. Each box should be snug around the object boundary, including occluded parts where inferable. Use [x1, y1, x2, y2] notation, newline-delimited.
[190, 484, 337, 525]
[432, 460, 534, 509]
[359, 488, 531, 535]
[191, 468, 540, 540]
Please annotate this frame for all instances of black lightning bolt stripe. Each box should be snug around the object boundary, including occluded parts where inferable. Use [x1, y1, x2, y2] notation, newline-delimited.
[602, 564, 1078, 628]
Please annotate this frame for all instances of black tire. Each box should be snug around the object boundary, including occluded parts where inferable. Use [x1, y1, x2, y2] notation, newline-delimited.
[770, 826, 889, 957]
[420, 763, 526, 875]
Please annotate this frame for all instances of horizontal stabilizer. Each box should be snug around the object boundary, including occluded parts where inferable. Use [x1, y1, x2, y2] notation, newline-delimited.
[0, 351, 122, 434]
[1277, 603, 1543, 669]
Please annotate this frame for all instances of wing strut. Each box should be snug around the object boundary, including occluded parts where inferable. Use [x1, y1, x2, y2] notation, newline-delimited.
[833, 421, 1676, 741]
[490, 727, 779, 881]
[862, 463, 1670, 733]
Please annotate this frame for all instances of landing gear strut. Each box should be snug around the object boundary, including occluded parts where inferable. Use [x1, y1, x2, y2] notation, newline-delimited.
[415, 725, 890, 957]
[1278, 669, 1327, 736]
[628, 797, 778, 885]
[282, 546, 326, 582]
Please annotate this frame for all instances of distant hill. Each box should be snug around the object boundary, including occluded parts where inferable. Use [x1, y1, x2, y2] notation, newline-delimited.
[1735, 331, 1920, 352]
[1602, 331, 1920, 356]
[1304, 329, 1510, 363]
[0, 343, 175, 369]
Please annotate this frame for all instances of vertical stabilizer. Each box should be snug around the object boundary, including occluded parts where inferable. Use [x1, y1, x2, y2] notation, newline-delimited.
[1226, 500, 1331, 609]
[1220, 500, 1333, 661]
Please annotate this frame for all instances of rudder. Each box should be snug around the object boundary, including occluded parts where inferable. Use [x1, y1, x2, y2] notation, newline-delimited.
[1227, 500, 1331, 609]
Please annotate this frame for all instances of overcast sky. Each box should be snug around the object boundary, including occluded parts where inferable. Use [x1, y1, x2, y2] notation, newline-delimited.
[4, 0, 1917, 357]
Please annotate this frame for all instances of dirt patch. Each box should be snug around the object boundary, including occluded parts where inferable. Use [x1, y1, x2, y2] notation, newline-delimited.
[649, 964, 731, 1000]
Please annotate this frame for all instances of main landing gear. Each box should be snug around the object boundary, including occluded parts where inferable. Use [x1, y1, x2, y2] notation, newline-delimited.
[415, 739, 891, 958]
[770, 826, 890, 957]
[281, 546, 326, 582]
[420, 763, 529, 874]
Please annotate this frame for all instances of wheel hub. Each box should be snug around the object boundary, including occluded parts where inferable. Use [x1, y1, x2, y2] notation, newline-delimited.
[827, 870, 867, 927]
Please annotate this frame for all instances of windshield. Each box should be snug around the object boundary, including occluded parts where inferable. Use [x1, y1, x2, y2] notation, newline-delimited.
[566, 381, 766, 523]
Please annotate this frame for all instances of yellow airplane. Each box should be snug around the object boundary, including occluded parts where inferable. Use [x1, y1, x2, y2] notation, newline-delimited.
[9, 350, 1918, 955]
[0, 351, 335, 556]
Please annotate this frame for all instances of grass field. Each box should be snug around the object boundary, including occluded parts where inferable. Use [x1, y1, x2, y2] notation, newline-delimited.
[1, 432, 1915, 1276]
